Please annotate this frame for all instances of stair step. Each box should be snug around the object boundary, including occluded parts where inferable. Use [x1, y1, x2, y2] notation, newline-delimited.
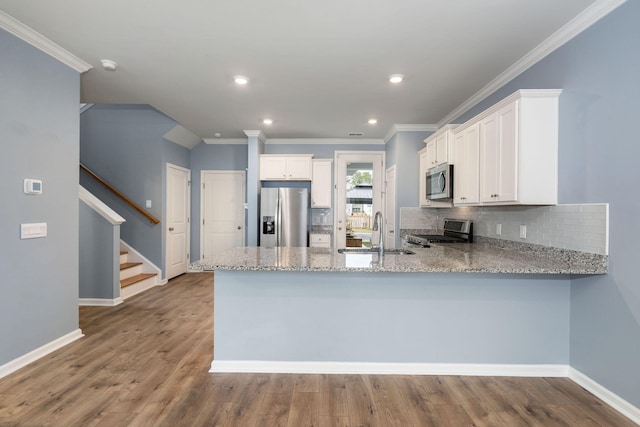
[121, 273, 157, 289]
[120, 262, 142, 271]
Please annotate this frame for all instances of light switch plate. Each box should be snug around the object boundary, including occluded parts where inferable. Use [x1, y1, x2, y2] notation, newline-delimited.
[21, 222, 47, 239]
[519, 224, 527, 239]
[496, 224, 502, 235]
[146, 200, 152, 208]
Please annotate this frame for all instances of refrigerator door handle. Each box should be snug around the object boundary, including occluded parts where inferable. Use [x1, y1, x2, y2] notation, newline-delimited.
[275, 193, 281, 246]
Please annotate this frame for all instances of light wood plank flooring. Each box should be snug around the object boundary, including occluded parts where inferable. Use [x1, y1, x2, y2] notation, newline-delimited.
[0, 272, 635, 426]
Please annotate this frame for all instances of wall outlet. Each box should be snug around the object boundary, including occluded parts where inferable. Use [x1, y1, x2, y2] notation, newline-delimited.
[519, 224, 527, 239]
[496, 223, 502, 235]
[146, 200, 152, 208]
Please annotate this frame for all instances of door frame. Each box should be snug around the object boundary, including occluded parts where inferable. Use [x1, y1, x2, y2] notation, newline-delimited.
[385, 165, 396, 248]
[199, 170, 246, 260]
[165, 163, 191, 280]
[333, 151, 385, 249]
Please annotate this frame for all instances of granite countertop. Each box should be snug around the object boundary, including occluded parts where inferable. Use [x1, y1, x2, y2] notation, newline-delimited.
[190, 241, 607, 275]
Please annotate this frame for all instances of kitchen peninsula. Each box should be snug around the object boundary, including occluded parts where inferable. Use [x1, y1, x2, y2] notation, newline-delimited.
[193, 243, 606, 375]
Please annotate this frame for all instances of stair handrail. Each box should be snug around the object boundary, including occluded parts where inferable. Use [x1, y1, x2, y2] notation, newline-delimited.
[80, 163, 160, 224]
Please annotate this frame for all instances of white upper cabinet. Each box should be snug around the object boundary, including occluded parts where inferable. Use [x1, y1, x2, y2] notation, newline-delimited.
[422, 125, 457, 170]
[480, 103, 518, 203]
[311, 159, 332, 208]
[452, 123, 480, 205]
[260, 155, 313, 181]
[451, 89, 561, 206]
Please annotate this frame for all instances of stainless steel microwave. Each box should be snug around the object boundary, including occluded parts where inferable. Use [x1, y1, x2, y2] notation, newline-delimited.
[426, 164, 454, 200]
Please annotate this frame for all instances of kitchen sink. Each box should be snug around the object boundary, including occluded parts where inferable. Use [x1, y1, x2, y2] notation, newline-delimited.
[337, 248, 415, 255]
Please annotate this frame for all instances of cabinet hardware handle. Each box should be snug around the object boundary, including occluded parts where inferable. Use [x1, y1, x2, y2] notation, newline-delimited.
[169, 227, 174, 231]
[237, 226, 241, 230]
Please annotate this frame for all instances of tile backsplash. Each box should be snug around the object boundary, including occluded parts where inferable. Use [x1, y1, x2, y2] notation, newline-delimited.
[311, 208, 333, 226]
[400, 204, 609, 255]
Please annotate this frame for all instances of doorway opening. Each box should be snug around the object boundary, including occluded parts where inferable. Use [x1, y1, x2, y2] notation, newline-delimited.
[334, 151, 385, 250]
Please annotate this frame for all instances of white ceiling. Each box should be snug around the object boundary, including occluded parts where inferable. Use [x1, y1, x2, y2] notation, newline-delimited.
[0, 0, 605, 140]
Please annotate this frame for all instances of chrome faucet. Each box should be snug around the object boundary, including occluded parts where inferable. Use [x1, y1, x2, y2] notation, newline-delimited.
[372, 210, 384, 257]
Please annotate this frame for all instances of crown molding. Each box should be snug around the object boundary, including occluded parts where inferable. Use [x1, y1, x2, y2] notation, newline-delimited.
[203, 138, 248, 145]
[243, 130, 267, 143]
[0, 10, 92, 73]
[384, 124, 438, 144]
[266, 138, 384, 145]
[437, 0, 628, 126]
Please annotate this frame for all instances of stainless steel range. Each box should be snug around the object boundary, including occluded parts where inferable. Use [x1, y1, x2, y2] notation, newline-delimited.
[406, 218, 473, 247]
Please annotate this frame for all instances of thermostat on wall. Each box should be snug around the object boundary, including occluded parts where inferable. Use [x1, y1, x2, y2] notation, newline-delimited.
[24, 179, 43, 194]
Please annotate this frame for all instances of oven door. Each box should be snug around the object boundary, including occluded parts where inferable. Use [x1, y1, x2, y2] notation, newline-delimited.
[426, 164, 453, 200]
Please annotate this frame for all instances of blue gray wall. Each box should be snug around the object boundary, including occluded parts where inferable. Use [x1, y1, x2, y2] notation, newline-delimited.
[190, 142, 248, 259]
[453, 1, 640, 406]
[80, 105, 190, 278]
[79, 202, 120, 299]
[0, 29, 80, 364]
[386, 131, 433, 246]
[215, 271, 569, 364]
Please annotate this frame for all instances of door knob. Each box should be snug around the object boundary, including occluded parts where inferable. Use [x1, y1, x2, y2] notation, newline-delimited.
[169, 227, 174, 231]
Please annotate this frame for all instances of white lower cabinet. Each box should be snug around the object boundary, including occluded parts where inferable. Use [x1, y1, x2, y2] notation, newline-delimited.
[310, 233, 331, 248]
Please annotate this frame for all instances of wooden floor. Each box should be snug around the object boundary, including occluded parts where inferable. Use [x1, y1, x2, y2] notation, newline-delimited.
[0, 273, 635, 427]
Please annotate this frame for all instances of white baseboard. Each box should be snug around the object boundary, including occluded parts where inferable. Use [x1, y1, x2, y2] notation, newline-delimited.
[209, 360, 569, 377]
[569, 367, 640, 425]
[79, 297, 123, 306]
[0, 329, 84, 380]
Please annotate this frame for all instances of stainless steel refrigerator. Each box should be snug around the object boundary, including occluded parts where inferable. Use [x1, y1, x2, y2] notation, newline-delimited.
[260, 187, 309, 247]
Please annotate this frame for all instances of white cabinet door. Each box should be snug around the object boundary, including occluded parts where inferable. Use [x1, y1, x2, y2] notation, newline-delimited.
[260, 155, 312, 180]
[418, 149, 432, 207]
[496, 102, 518, 202]
[480, 113, 499, 203]
[311, 159, 332, 208]
[260, 156, 287, 180]
[286, 156, 312, 180]
[453, 123, 480, 205]
[425, 139, 437, 170]
[435, 132, 449, 166]
[310, 233, 331, 248]
[480, 102, 518, 203]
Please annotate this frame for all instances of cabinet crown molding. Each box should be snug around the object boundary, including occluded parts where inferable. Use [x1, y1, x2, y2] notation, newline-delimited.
[452, 89, 562, 134]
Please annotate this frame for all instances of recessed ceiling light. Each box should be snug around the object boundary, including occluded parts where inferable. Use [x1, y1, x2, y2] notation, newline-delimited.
[263, 119, 273, 125]
[100, 59, 118, 71]
[214, 133, 221, 138]
[389, 74, 404, 84]
[368, 119, 378, 125]
[234, 75, 249, 85]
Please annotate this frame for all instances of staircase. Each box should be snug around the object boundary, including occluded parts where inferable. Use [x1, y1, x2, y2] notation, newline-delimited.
[119, 249, 158, 299]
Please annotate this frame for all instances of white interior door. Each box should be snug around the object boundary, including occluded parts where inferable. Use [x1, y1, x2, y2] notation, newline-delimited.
[166, 164, 191, 280]
[201, 170, 245, 259]
[385, 165, 396, 248]
[334, 151, 385, 249]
